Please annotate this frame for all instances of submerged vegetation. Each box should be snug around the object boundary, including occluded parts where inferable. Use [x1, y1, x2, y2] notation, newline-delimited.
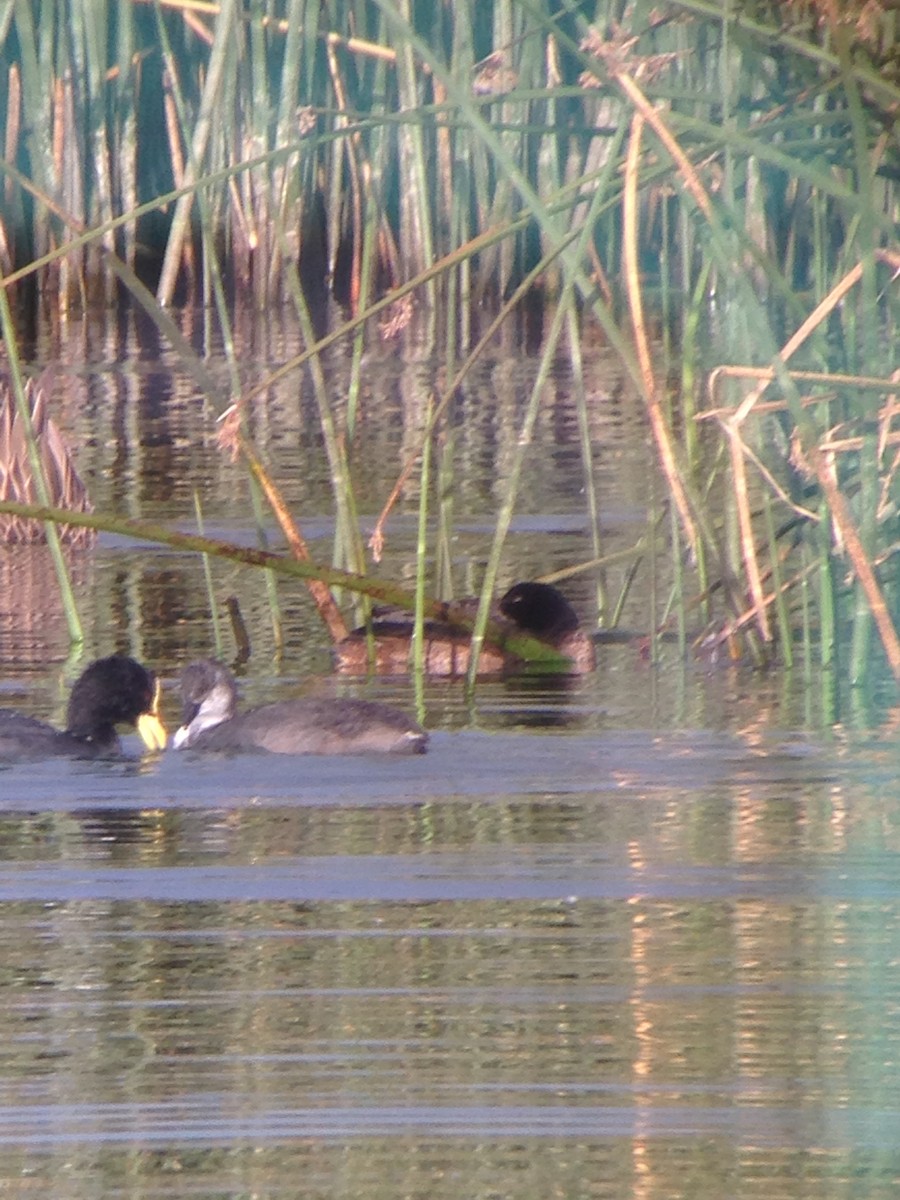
[0, 0, 898, 683]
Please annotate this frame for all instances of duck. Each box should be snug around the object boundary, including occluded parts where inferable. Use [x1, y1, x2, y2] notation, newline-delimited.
[334, 580, 597, 677]
[173, 658, 428, 755]
[0, 655, 167, 761]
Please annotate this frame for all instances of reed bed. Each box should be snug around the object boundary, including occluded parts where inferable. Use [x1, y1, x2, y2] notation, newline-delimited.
[0, 0, 898, 681]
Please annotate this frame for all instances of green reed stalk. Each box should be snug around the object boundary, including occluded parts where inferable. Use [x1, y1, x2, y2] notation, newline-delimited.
[10, 0, 54, 267]
[670, 502, 686, 658]
[393, 0, 435, 287]
[267, 188, 366, 580]
[800, 548, 813, 682]
[271, 0, 308, 299]
[535, 29, 565, 295]
[433, 421, 456, 600]
[848, 428, 877, 686]
[131, 20, 290, 651]
[817, 510, 836, 672]
[448, 173, 471, 349]
[762, 491, 793, 669]
[325, 117, 346, 283]
[490, 0, 520, 290]
[78, 0, 116, 298]
[681, 261, 712, 471]
[151, 11, 240, 390]
[411, 397, 433, 675]
[193, 490, 224, 658]
[466, 284, 571, 684]
[111, 3, 138, 271]
[609, 549, 642, 632]
[834, 17, 881, 688]
[647, 485, 660, 664]
[61, 3, 86, 295]
[363, 27, 396, 282]
[249, 475, 285, 655]
[246, 0, 270, 310]
[346, 193, 380, 438]
[565, 302, 604, 622]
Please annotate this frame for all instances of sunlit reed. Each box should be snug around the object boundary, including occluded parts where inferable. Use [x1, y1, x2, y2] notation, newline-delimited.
[0, 1, 896, 676]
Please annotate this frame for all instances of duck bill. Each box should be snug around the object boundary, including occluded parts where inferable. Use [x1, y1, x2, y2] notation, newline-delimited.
[137, 711, 167, 751]
[136, 678, 167, 751]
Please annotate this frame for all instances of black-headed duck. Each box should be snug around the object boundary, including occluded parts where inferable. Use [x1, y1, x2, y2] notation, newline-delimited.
[334, 581, 596, 677]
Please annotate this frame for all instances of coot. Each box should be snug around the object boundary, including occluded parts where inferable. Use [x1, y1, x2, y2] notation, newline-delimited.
[0, 655, 167, 761]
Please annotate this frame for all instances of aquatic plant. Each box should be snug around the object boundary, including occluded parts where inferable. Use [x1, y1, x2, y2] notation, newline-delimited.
[0, 0, 897, 680]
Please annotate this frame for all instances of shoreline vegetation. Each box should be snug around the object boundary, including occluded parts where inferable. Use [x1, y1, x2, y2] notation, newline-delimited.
[0, 0, 898, 684]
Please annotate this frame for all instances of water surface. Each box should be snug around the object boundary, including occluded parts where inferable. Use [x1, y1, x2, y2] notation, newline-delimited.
[0, 313, 898, 1197]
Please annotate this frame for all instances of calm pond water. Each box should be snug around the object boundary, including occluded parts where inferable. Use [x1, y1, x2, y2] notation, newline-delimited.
[1, 310, 899, 1197]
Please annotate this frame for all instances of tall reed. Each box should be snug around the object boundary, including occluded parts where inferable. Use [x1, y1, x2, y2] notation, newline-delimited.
[0, 0, 897, 677]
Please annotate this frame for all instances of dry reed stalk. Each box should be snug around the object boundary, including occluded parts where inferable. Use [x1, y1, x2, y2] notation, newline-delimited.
[726, 424, 771, 642]
[326, 36, 366, 309]
[156, 0, 238, 306]
[808, 441, 900, 678]
[819, 429, 900, 456]
[160, 64, 197, 296]
[4, 65, 19, 207]
[50, 75, 70, 301]
[136, 0, 220, 17]
[181, 8, 214, 43]
[134, 0, 399, 62]
[0, 221, 11, 278]
[432, 76, 453, 240]
[217, 408, 349, 642]
[622, 108, 698, 554]
[702, 367, 897, 414]
[700, 559, 818, 652]
[0, 62, 14, 276]
[701, 250, 900, 676]
[612, 69, 714, 224]
[725, 250, 900, 426]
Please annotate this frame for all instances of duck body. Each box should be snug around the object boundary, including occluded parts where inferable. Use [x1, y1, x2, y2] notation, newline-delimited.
[0, 655, 166, 761]
[334, 581, 596, 677]
[174, 658, 428, 755]
[333, 623, 509, 677]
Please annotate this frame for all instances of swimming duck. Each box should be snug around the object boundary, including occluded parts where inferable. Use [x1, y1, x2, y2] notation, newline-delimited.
[173, 658, 428, 755]
[0, 655, 167, 761]
[334, 580, 596, 676]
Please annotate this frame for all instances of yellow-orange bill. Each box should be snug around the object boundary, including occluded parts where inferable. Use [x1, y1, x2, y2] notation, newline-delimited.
[137, 678, 167, 751]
